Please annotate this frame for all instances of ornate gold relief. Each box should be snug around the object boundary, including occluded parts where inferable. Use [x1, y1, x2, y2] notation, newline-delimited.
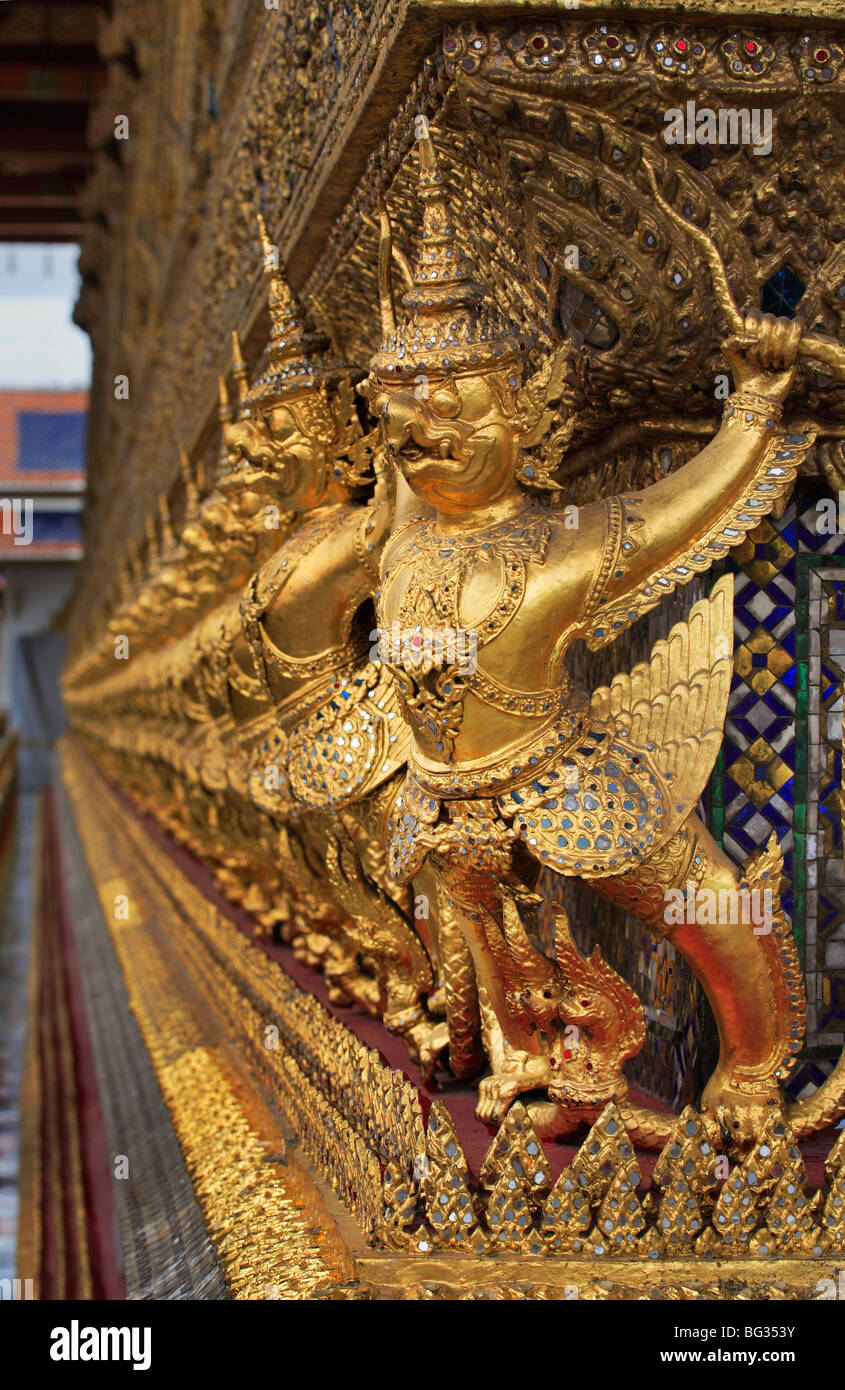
[61, 742, 845, 1294]
[62, 6, 845, 1289]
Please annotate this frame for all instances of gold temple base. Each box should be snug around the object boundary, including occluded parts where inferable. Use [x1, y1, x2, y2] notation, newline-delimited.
[59, 739, 844, 1300]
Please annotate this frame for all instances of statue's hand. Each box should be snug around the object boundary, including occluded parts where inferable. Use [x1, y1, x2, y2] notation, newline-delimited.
[360, 442, 396, 547]
[723, 308, 802, 403]
[371, 458, 394, 515]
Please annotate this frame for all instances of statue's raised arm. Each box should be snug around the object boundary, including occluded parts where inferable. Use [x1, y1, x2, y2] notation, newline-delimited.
[574, 309, 811, 651]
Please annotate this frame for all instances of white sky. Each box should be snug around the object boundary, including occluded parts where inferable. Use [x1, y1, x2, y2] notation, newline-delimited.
[0, 244, 92, 390]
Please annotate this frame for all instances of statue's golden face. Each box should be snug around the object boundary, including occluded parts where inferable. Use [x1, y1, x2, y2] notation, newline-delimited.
[223, 398, 332, 511]
[373, 369, 520, 513]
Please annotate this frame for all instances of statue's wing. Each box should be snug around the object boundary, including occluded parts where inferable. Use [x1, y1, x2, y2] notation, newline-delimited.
[590, 574, 734, 827]
[500, 578, 733, 878]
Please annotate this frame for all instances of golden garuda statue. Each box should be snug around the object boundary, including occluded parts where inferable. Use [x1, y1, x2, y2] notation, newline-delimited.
[366, 133, 845, 1150]
[202, 220, 467, 1071]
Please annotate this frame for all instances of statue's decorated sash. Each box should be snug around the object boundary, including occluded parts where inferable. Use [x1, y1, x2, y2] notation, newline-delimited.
[387, 577, 734, 885]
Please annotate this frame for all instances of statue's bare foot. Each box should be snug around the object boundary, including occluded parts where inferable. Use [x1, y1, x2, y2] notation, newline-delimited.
[427, 984, 447, 1016]
[242, 883, 270, 914]
[292, 930, 328, 967]
[701, 1072, 783, 1150]
[526, 1098, 594, 1141]
[215, 871, 246, 902]
[476, 1055, 550, 1126]
[256, 904, 290, 932]
[326, 962, 380, 1015]
[404, 1019, 450, 1082]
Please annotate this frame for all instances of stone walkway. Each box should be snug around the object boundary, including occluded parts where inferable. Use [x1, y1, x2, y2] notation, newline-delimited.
[0, 792, 36, 1284]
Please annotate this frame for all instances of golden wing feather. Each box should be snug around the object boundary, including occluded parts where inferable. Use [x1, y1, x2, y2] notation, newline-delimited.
[591, 574, 734, 825]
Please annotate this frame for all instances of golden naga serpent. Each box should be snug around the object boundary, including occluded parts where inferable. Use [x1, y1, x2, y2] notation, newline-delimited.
[612, 162, 845, 1149]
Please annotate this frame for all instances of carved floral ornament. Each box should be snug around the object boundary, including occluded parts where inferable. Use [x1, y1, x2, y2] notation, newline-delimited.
[443, 20, 845, 84]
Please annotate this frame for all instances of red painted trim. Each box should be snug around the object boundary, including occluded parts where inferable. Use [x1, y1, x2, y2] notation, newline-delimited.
[37, 787, 125, 1300]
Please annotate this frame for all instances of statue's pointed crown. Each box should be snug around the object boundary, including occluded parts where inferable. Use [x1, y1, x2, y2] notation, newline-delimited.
[246, 216, 343, 407]
[370, 135, 527, 382]
[144, 512, 160, 574]
[179, 444, 201, 524]
[158, 494, 176, 553]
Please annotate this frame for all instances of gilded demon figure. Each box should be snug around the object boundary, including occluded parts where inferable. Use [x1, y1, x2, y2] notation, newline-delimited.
[214, 221, 465, 1070]
[367, 134, 845, 1147]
